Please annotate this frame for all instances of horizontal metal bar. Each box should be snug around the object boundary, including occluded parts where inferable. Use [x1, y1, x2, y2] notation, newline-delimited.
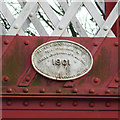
[1, 95, 120, 99]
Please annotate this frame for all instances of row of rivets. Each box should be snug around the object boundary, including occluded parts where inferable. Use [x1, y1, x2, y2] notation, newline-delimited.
[3, 40, 29, 45]
[6, 88, 114, 94]
[7, 100, 111, 107]
[3, 40, 118, 47]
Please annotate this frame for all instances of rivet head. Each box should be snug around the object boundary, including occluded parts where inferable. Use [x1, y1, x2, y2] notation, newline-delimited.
[115, 78, 119, 82]
[114, 42, 119, 46]
[89, 89, 95, 94]
[73, 101, 78, 106]
[94, 78, 99, 83]
[23, 101, 29, 106]
[7, 101, 12, 106]
[4, 76, 9, 82]
[89, 102, 95, 107]
[56, 89, 62, 93]
[7, 88, 13, 93]
[24, 40, 29, 45]
[92, 77, 101, 85]
[103, 26, 108, 31]
[25, 76, 30, 82]
[58, 26, 63, 30]
[105, 89, 111, 94]
[40, 102, 45, 107]
[14, 25, 19, 29]
[29, 13, 33, 17]
[40, 88, 45, 93]
[4, 40, 9, 45]
[23, 88, 28, 93]
[93, 42, 98, 46]
[56, 102, 62, 107]
[72, 88, 78, 93]
[105, 102, 111, 107]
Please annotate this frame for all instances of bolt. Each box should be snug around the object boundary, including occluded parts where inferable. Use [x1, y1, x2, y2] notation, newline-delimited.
[72, 88, 78, 93]
[4, 76, 9, 82]
[89, 102, 95, 107]
[24, 40, 29, 45]
[56, 89, 62, 93]
[40, 102, 45, 107]
[114, 42, 119, 46]
[103, 26, 108, 31]
[7, 88, 12, 93]
[14, 25, 19, 29]
[105, 89, 111, 94]
[93, 42, 98, 46]
[89, 89, 95, 94]
[73, 101, 78, 106]
[105, 102, 111, 107]
[7, 101, 12, 106]
[115, 78, 119, 82]
[56, 102, 62, 107]
[23, 101, 29, 106]
[25, 76, 30, 82]
[23, 88, 28, 93]
[4, 40, 9, 45]
[40, 88, 45, 93]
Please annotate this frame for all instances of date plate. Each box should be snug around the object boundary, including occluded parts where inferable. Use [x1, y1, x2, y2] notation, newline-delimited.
[31, 40, 93, 80]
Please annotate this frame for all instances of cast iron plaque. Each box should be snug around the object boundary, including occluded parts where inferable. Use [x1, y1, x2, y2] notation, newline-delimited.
[31, 40, 93, 80]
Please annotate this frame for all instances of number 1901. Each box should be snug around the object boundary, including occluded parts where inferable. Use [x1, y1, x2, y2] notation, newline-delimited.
[52, 58, 70, 66]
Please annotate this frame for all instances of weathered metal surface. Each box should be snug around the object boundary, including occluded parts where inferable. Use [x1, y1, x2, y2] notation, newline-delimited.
[1, 35, 119, 119]
[31, 40, 93, 80]
[1, 36, 119, 95]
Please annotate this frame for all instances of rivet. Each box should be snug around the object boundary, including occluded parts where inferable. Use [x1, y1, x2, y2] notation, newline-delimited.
[105, 89, 111, 94]
[7, 88, 13, 93]
[4, 76, 9, 82]
[89, 102, 95, 107]
[73, 101, 78, 106]
[103, 26, 108, 31]
[58, 26, 63, 30]
[56, 89, 62, 93]
[72, 88, 78, 93]
[25, 76, 30, 82]
[7, 101, 12, 106]
[14, 25, 19, 29]
[23, 88, 28, 93]
[89, 89, 95, 93]
[29, 13, 33, 17]
[23, 101, 29, 106]
[115, 78, 119, 82]
[105, 102, 111, 107]
[40, 102, 45, 107]
[94, 77, 99, 83]
[4, 40, 9, 45]
[40, 88, 45, 93]
[56, 102, 62, 107]
[24, 40, 29, 45]
[114, 42, 119, 46]
[93, 41, 98, 46]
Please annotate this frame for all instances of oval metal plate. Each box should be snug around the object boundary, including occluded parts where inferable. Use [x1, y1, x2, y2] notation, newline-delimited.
[31, 40, 93, 81]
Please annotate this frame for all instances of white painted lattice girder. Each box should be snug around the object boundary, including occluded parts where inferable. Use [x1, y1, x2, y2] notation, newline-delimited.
[0, 0, 119, 37]
[58, 0, 88, 37]
[0, 2, 25, 35]
[6, 1, 37, 35]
